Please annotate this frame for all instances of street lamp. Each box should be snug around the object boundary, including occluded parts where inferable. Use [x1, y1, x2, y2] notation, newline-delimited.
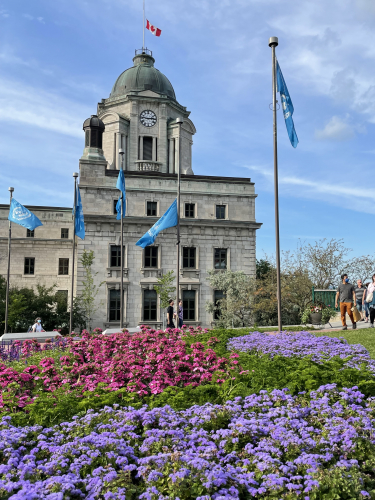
[175, 117, 184, 327]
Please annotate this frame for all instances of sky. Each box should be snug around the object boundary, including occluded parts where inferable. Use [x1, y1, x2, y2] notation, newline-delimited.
[0, 0, 374, 259]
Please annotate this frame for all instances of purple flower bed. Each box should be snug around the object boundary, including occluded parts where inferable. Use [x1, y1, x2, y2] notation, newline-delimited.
[227, 331, 375, 373]
[1, 384, 374, 499]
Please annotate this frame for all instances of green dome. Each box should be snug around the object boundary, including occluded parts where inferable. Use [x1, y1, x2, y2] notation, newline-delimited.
[110, 52, 176, 100]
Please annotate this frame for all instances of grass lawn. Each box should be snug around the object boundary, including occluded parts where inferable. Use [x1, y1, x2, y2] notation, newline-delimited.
[315, 329, 375, 359]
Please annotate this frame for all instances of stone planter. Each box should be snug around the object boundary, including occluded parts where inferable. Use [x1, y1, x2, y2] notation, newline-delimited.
[310, 312, 323, 325]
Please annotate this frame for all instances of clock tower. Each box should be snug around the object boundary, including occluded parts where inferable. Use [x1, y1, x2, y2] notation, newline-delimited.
[97, 49, 195, 175]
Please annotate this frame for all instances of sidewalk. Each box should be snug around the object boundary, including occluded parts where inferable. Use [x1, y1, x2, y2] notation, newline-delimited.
[305, 310, 372, 333]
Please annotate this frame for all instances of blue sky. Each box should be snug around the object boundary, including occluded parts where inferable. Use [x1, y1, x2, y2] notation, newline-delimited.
[0, 0, 374, 259]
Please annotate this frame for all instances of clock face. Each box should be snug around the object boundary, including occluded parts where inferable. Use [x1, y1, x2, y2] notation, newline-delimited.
[140, 110, 157, 127]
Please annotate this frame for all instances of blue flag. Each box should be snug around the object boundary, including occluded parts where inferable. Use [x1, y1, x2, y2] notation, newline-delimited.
[276, 61, 299, 148]
[74, 185, 85, 240]
[116, 168, 126, 220]
[136, 199, 178, 248]
[8, 198, 43, 230]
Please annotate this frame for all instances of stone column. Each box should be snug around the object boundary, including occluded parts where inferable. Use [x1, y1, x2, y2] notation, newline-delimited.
[116, 132, 121, 170]
[174, 137, 179, 174]
[121, 135, 126, 170]
[152, 137, 157, 161]
[129, 101, 138, 171]
[168, 139, 175, 173]
[139, 136, 143, 160]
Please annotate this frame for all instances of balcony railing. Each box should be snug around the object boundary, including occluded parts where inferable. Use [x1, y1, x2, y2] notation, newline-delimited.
[136, 161, 160, 172]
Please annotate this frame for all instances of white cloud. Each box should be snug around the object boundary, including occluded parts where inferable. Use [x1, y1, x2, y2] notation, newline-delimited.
[23, 13, 45, 23]
[315, 116, 355, 141]
[245, 164, 375, 214]
[0, 79, 90, 138]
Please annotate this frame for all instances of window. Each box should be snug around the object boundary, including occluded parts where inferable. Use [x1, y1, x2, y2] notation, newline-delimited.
[58, 258, 69, 275]
[214, 290, 225, 320]
[185, 203, 195, 218]
[24, 257, 35, 275]
[26, 229, 34, 238]
[110, 245, 122, 267]
[109, 289, 121, 321]
[144, 247, 158, 268]
[216, 205, 226, 219]
[143, 136, 153, 161]
[214, 248, 227, 269]
[113, 200, 118, 214]
[56, 290, 68, 312]
[183, 247, 196, 268]
[61, 228, 69, 239]
[143, 290, 157, 321]
[183, 290, 196, 321]
[147, 201, 157, 216]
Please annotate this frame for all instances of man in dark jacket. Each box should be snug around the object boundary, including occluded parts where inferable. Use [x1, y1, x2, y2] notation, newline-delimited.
[335, 273, 357, 330]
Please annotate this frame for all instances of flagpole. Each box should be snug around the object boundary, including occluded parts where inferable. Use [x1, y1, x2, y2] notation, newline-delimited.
[4, 186, 14, 334]
[70, 173, 78, 335]
[119, 149, 125, 329]
[143, 0, 145, 50]
[269, 36, 282, 332]
[175, 118, 183, 328]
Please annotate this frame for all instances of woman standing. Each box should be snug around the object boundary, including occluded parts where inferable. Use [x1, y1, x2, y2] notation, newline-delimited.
[363, 283, 370, 323]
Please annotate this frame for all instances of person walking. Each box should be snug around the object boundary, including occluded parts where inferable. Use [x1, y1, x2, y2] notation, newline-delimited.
[363, 283, 370, 323]
[335, 274, 357, 330]
[178, 299, 183, 329]
[31, 317, 45, 333]
[367, 275, 375, 327]
[354, 279, 365, 321]
[166, 299, 175, 329]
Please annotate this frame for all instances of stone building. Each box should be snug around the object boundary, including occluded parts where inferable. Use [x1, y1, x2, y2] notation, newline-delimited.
[0, 48, 261, 330]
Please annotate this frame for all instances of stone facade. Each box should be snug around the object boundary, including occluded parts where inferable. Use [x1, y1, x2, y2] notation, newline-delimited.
[0, 49, 262, 330]
[0, 206, 74, 300]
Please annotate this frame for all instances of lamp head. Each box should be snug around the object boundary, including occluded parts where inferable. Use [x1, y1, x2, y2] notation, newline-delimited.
[268, 36, 278, 47]
[175, 117, 184, 124]
[8, 187, 14, 193]
[73, 172, 79, 178]
[119, 148, 124, 155]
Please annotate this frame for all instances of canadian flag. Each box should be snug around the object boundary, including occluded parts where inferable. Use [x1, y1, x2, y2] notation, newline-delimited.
[146, 20, 162, 36]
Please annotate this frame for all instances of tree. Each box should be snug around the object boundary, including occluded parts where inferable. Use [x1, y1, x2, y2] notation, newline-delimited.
[78, 250, 104, 332]
[295, 238, 350, 289]
[206, 270, 254, 328]
[252, 255, 314, 326]
[346, 255, 375, 285]
[154, 271, 175, 329]
[153, 270, 176, 309]
[0, 280, 86, 334]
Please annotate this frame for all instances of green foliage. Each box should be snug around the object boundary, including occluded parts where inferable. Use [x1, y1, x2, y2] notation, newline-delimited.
[206, 269, 254, 328]
[78, 250, 104, 331]
[153, 270, 175, 309]
[0, 280, 85, 334]
[301, 304, 337, 325]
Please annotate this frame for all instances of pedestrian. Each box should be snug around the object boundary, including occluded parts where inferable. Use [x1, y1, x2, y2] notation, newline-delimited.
[335, 274, 357, 330]
[166, 299, 175, 329]
[363, 283, 370, 323]
[354, 279, 365, 321]
[178, 299, 183, 329]
[367, 275, 375, 327]
[31, 317, 45, 333]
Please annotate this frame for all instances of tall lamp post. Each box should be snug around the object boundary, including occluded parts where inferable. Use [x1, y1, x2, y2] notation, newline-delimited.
[119, 148, 125, 329]
[4, 186, 14, 334]
[70, 172, 79, 335]
[175, 117, 183, 323]
[269, 36, 282, 332]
